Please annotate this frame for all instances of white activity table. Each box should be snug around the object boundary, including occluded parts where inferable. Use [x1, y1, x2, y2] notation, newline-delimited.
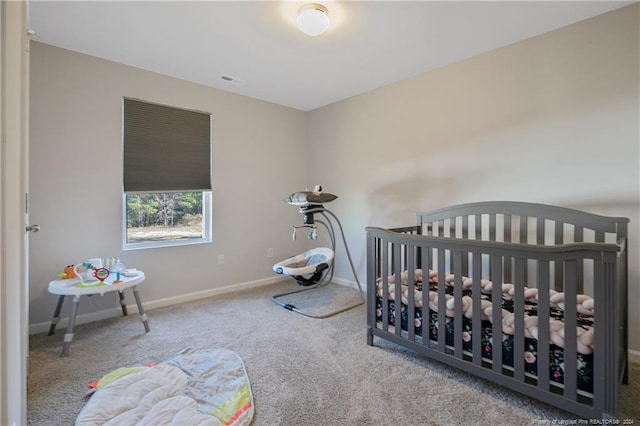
[47, 271, 150, 356]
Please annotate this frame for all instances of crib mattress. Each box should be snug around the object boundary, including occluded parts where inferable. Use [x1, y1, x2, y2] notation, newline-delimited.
[375, 270, 595, 394]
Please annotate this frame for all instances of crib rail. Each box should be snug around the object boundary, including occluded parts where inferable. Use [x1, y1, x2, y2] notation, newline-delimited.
[415, 201, 628, 238]
[366, 225, 625, 419]
[417, 201, 628, 292]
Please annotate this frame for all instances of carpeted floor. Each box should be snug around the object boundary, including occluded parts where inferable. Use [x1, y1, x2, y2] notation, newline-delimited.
[28, 281, 639, 425]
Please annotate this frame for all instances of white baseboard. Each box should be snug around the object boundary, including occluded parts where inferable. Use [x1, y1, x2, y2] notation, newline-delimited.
[629, 348, 640, 364]
[331, 276, 367, 291]
[140, 276, 283, 312]
[29, 276, 283, 335]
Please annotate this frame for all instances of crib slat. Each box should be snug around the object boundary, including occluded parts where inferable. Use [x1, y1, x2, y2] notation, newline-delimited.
[504, 215, 512, 281]
[537, 218, 545, 245]
[554, 222, 565, 291]
[462, 216, 468, 239]
[563, 260, 578, 400]
[367, 233, 376, 346]
[393, 244, 402, 338]
[493, 216, 534, 382]
[472, 253, 482, 366]
[461, 216, 469, 274]
[575, 226, 584, 294]
[504, 214, 512, 242]
[421, 246, 430, 348]
[437, 248, 446, 352]
[489, 214, 496, 241]
[519, 216, 529, 281]
[453, 250, 463, 358]
[382, 241, 390, 332]
[537, 260, 551, 391]
[475, 214, 481, 240]
[388, 240, 395, 279]
[520, 216, 528, 244]
[555, 221, 564, 243]
[574, 226, 583, 242]
[426, 242, 433, 276]
[407, 247, 416, 343]
[491, 255, 503, 373]
[375, 238, 382, 278]
[513, 257, 525, 382]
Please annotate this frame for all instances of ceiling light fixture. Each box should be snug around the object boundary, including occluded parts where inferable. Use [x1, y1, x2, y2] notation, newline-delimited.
[297, 3, 330, 36]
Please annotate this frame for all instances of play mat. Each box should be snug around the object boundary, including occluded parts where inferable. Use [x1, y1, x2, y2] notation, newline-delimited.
[75, 348, 254, 425]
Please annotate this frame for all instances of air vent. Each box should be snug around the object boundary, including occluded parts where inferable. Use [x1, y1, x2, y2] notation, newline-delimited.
[220, 75, 246, 85]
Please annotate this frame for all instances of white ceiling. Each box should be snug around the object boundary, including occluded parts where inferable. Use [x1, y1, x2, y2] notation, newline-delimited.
[28, 1, 631, 111]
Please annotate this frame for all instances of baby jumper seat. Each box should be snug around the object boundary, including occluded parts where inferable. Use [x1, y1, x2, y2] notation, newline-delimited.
[271, 185, 364, 318]
[273, 247, 334, 286]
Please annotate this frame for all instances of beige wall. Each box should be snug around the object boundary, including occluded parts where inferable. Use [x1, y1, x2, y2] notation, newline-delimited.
[29, 42, 310, 329]
[29, 5, 640, 358]
[307, 5, 640, 356]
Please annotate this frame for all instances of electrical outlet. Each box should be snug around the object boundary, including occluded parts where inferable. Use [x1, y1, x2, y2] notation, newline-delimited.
[267, 248, 274, 258]
[218, 254, 225, 264]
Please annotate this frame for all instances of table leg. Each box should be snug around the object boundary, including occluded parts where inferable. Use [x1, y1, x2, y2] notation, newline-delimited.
[131, 285, 150, 333]
[61, 295, 80, 357]
[118, 291, 128, 316]
[48, 295, 65, 336]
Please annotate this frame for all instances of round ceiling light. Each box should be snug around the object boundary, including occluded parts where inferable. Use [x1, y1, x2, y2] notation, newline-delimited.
[297, 3, 330, 36]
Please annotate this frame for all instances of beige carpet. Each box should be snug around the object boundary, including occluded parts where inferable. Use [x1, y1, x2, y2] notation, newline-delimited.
[28, 281, 640, 425]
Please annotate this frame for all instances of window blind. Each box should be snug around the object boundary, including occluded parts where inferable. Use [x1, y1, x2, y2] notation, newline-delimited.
[123, 98, 212, 192]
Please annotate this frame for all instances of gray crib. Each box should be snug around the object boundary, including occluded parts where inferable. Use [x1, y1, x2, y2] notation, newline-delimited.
[366, 201, 629, 419]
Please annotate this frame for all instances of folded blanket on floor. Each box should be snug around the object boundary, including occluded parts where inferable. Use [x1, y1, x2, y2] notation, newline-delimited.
[75, 348, 254, 426]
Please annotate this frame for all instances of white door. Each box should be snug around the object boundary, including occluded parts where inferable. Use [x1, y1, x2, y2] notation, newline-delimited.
[1, 1, 30, 424]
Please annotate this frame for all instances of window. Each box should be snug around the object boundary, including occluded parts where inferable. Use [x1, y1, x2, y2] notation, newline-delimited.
[122, 98, 212, 250]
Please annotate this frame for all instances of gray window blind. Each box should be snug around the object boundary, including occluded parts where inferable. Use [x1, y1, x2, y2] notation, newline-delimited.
[123, 98, 212, 192]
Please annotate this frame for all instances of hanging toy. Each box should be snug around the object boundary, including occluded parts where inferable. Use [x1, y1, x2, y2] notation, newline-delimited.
[93, 267, 110, 284]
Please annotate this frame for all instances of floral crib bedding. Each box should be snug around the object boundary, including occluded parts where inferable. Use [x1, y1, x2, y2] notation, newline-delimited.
[375, 269, 595, 394]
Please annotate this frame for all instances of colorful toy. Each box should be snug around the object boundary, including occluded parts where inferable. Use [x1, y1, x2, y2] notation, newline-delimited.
[57, 265, 78, 279]
[73, 262, 103, 286]
[93, 267, 110, 284]
[111, 262, 126, 284]
[62, 259, 126, 286]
